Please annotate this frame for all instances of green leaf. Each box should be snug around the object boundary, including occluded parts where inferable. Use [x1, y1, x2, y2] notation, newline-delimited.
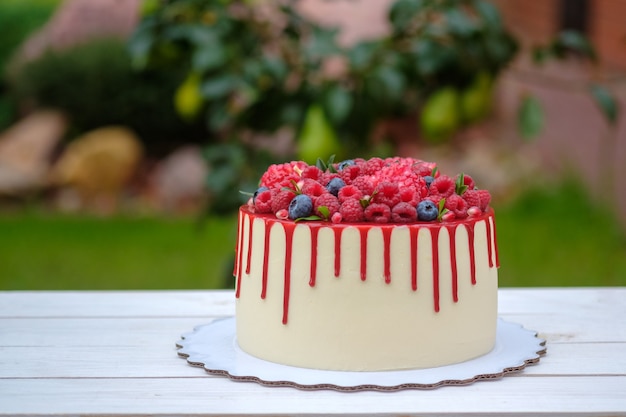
[200, 75, 237, 99]
[324, 85, 352, 124]
[316, 157, 328, 172]
[455, 173, 468, 195]
[317, 206, 330, 220]
[518, 95, 544, 140]
[590, 85, 619, 125]
[474, 0, 502, 31]
[553, 31, 597, 62]
[295, 215, 323, 223]
[437, 198, 448, 221]
[192, 43, 225, 71]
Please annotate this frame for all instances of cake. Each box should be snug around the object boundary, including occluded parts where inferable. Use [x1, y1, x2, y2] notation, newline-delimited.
[234, 157, 499, 371]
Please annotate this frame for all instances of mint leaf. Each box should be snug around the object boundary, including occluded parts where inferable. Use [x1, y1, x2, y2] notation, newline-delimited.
[317, 205, 330, 220]
[294, 215, 323, 222]
[455, 173, 468, 195]
[437, 198, 448, 221]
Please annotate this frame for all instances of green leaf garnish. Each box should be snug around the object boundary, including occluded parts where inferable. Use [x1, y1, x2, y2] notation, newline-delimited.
[317, 205, 330, 220]
[437, 198, 448, 221]
[239, 190, 254, 197]
[294, 215, 323, 222]
[455, 173, 468, 195]
[315, 155, 337, 173]
[431, 166, 439, 177]
[281, 180, 301, 195]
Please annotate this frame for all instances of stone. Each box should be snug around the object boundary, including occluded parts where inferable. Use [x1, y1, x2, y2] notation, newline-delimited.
[50, 126, 143, 212]
[150, 145, 208, 213]
[0, 110, 67, 195]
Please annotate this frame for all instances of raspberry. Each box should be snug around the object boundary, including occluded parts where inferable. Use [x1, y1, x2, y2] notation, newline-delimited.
[463, 189, 482, 209]
[362, 157, 384, 175]
[467, 206, 482, 217]
[271, 189, 296, 213]
[372, 181, 401, 208]
[429, 175, 455, 198]
[338, 185, 363, 203]
[331, 212, 343, 224]
[340, 164, 361, 184]
[253, 189, 273, 213]
[314, 193, 340, 218]
[411, 161, 438, 177]
[364, 203, 392, 223]
[260, 162, 305, 188]
[352, 175, 376, 196]
[399, 186, 420, 207]
[445, 194, 468, 219]
[300, 179, 326, 200]
[339, 198, 365, 222]
[477, 189, 491, 211]
[391, 202, 417, 223]
[301, 165, 322, 181]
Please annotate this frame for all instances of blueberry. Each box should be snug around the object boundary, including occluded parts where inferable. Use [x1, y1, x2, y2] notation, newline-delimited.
[337, 160, 355, 171]
[417, 200, 438, 221]
[326, 177, 346, 196]
[288, 194, 313, 219]
[253, 186, 269, 203]
[423, 176, 435, 189]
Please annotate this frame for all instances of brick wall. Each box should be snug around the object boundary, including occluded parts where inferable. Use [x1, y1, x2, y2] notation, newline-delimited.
[493, 0, 626, 71]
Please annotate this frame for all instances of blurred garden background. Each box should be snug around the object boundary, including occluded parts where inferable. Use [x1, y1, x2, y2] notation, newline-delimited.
[0, 0, 625, 290]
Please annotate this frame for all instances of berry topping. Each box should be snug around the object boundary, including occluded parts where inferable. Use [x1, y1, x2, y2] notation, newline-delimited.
[288, 194, 313, 220]
[314, 193, 340, 218]
[417, 200, 438, 221]
[272, 189, 296, 213]
[248, 156, 492, 223]
[392, 202, 418, 223]
[326, 177, 346, 196]
[340, 198, 365, 222]
[429, 175, 455, 198]
[364, 203, 392, 223]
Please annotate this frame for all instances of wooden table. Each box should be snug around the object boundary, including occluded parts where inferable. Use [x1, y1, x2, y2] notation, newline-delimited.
[1, 288, 625, 416]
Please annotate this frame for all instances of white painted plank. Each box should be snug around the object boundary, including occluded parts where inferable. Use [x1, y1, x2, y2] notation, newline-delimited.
[0, 377, 625, 416]
[0, 342, 623, 379]
[0, 290, 235, 318]
[0, 318, 208, 347]
[1, 288, 625, 318]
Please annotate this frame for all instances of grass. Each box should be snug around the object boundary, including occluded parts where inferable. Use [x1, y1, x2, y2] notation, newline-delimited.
[1, 178, 625, 290]
[0, 212, 238, 290]
[496, 179, 626, 287]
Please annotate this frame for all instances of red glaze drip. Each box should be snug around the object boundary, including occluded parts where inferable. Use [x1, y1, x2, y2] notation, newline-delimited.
[409, 227, 419, 291]
[446, 225, 458, 303]
[309, 226, 320, 287]
[333, 228, 342, 277]
[236, 207, 499, 324]
[430, 227, 440, 313]
[485, 218, 494, 268]
[234, 211, 244, 298]
[261, 221, 274, 299]
[245, 214, 254, 275]
[492, 218, 500, 267]
[465, 223, 477, 285]
[360, 228, 368, 281]
[382, 228, 393, 284]
[282, 223, 295, 324]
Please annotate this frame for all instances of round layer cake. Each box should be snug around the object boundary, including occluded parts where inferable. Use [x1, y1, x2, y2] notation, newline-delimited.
[234, 157, 499, 371]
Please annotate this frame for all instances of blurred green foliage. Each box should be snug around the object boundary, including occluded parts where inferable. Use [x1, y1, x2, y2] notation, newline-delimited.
[0, 0, 60, 129]
[130, 0, 519, 151]
[7, 38, 207, 155]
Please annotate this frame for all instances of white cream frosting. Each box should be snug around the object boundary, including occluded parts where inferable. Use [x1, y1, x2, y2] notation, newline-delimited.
[234, 208, 499, 371]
